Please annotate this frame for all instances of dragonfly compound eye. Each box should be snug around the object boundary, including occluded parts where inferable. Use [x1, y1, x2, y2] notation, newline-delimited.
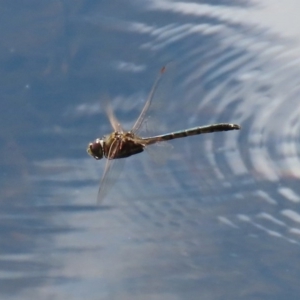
[87, 140, 103, 160]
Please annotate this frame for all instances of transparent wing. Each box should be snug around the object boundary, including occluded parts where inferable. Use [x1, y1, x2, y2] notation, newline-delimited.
[96, 99, 124, 204]
[133, 64, 175, 163]
[145, 141, 174, 165]
[97, 139, 125, 204]
[96, 158, 125, 204]
[103, 96, 123, 132]
[139, 115, 174, 164]
[131, 65, 167, 134]
[105, 103, 123, 132]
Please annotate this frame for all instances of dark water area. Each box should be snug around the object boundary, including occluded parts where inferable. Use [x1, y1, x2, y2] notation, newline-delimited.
[2, 0, 300, 299]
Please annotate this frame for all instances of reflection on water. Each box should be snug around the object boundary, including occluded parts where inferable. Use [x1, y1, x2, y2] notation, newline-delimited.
[2, 0, 300, 299]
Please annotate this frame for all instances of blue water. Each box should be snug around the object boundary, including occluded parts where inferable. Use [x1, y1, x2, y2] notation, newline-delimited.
[2, 1, 300, 299]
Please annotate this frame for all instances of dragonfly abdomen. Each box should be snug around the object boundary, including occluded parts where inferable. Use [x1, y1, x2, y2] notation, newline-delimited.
[142, 123, 240, 144]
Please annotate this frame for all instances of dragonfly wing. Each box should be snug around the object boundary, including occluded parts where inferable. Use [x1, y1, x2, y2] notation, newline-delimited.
[96, 138, 124, 204]
[131, 65, 167, 133]
[96, 158, 125, 204]
[104, 97, 123, 131]
[145, 141, 174, 165]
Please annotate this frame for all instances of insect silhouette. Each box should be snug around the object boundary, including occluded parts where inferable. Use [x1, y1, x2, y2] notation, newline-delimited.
[87, 66, 240, 203]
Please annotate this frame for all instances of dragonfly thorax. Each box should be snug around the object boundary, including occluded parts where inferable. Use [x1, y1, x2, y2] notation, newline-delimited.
[87, 138, 104, 160]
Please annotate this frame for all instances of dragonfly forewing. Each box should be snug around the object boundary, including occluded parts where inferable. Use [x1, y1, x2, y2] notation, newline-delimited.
[131, 66, 167, 134]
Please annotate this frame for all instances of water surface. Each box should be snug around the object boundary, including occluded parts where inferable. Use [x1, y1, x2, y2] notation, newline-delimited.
[2, 0, 300, 299]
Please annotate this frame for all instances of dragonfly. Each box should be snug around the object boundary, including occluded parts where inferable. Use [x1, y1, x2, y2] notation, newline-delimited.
[87, 66, 241, 203]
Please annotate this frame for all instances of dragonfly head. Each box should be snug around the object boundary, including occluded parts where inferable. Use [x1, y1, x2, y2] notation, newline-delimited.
[87, 138, 104, 160]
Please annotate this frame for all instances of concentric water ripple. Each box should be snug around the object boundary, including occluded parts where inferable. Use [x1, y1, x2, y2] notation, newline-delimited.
[23, 1, 300, 253]
[99, 0, 300, 245]
[39, 0, 300, 247]
[11, 1, 300, 299]
[5, 0, 300, 298]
